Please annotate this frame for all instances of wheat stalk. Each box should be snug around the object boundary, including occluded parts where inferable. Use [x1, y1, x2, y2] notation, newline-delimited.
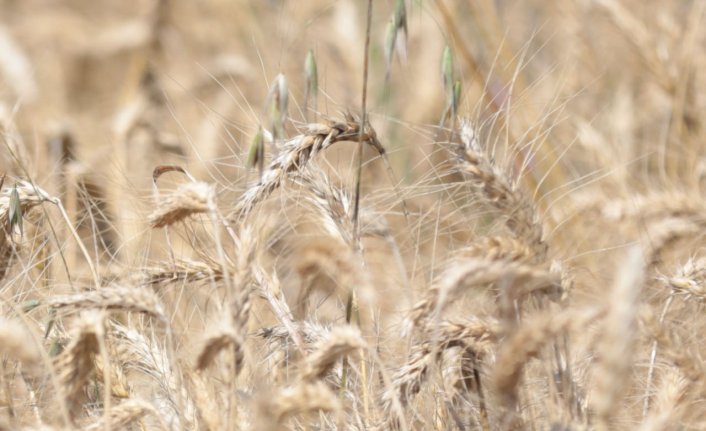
[591, 247, 644, 431]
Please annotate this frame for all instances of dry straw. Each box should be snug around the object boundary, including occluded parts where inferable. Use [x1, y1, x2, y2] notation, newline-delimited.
[0, 180, 52, 280]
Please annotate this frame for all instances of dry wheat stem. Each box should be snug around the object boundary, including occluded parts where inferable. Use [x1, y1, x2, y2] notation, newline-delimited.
[641, 310, 706, 401]
[643, 294, 674, 418]
[592, 247, 644, 431]
[637, 368, 688, 431]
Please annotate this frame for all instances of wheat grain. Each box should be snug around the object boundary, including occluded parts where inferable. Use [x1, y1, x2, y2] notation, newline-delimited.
[84, 398, 166, 431]
[232, 118, 385, 220]
[254, 381, 342, 430]
[149, 181, 212, 228]
[456, 119, 546, 257]
[195, 325, 242, 371]
[388, 317, 499, 407]
[302, 325, 365, 382]
[411, 257, 560, 329]
[661, 256, 706, 302]
[48, 285, 165, 319]
[53, 314, 102, 413]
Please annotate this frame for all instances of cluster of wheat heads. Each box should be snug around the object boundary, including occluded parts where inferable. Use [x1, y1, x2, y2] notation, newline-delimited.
[3, 0, 706, 430]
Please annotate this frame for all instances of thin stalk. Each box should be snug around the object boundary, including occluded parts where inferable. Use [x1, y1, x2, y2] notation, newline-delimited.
[471, 353, 490, 431]
[96, 318, 112, 431]
[353, 0, 374, 239]
[344, 0, 373, 411]
[642, 294, 674, 418]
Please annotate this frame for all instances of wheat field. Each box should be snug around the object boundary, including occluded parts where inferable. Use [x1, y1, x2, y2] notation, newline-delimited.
[1, 0, 705, 430]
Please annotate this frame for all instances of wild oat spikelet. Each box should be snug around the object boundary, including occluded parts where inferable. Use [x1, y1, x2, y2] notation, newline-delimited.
[257, 320, 330, 360]
[0, 180, 52, 281]
[149, 181, 212, 228]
